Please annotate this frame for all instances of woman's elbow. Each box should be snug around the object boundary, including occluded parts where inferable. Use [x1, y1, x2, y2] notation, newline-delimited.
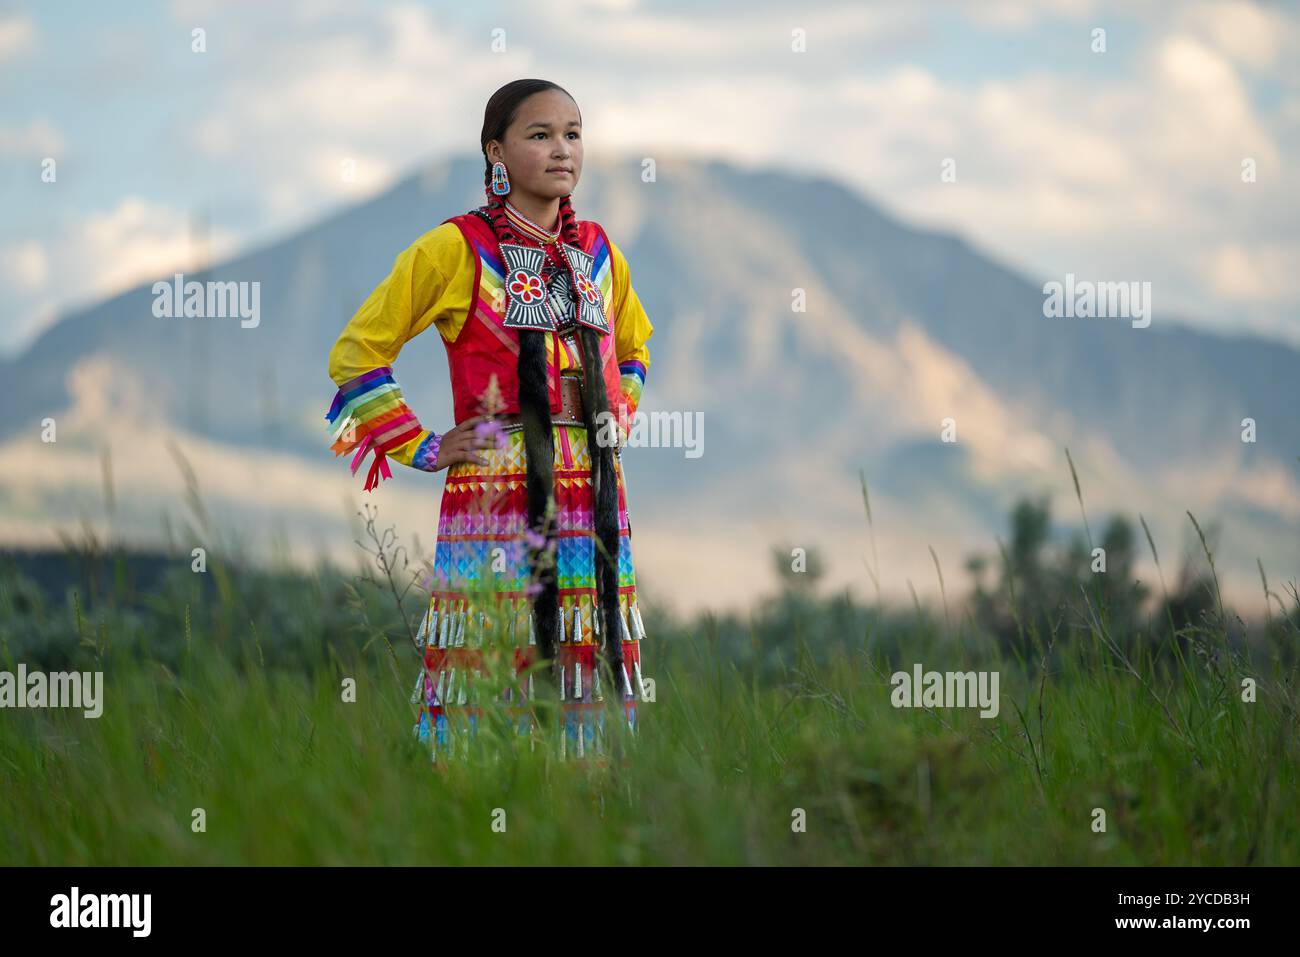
[327, 337, 362, 386]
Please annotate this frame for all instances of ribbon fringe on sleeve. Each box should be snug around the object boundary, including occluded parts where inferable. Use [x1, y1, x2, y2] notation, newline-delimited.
[618, 359, 646, 421]
[325, 366, 425, 491]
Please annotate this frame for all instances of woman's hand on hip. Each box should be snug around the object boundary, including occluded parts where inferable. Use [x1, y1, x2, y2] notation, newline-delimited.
[434, 415, 497, 470]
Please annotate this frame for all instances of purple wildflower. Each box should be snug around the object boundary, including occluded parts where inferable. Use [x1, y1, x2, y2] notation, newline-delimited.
[475, 417, 508, 450]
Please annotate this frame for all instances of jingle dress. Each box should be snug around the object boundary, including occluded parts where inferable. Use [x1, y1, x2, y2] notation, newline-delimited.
[325, 203, 653, 762]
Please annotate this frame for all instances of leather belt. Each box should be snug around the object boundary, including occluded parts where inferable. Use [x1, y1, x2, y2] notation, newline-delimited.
[497, 374, 586, 432]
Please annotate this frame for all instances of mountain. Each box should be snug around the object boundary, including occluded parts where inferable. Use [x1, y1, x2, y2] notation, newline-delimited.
[1, 153, 1296, 615]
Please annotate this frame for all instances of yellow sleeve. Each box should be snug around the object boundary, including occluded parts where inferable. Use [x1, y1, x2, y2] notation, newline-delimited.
[607, 238, 653, 419]
[428, 225, 477, 345]
[325, 223, 467, 487]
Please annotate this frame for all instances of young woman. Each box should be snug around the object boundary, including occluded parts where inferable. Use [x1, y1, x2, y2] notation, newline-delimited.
[324, 79, 653, 763]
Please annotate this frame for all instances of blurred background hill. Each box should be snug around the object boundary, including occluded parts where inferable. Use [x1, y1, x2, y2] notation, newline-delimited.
[1, 153, 1296, 615]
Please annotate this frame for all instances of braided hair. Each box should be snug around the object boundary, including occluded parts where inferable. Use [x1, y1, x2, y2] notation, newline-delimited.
[479, 81, 628, 695]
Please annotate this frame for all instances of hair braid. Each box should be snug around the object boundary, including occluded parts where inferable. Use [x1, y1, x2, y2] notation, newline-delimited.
[481, 178, 560, 668]
[556, 194, 628, 695]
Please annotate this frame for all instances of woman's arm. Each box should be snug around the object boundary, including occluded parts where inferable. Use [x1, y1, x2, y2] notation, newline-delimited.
[608, 238, 654, 428]
[325, 226, 465, 490]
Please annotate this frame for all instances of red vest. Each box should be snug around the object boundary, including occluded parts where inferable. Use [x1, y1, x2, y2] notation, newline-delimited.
[440, 211, 629, 428]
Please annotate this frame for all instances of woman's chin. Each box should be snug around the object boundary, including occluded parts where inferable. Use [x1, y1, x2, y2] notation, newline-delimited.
[531, 179, 576, 197]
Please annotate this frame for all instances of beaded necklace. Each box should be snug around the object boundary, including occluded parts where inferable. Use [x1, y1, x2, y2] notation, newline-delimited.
[503, 198, 559, 244]
[503, 200, 571, 291]
[476, 188, 608, 338]
[475, 202, 578, 333]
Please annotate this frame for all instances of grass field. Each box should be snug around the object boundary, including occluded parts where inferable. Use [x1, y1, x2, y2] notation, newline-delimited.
[1, 475, 1297, 865]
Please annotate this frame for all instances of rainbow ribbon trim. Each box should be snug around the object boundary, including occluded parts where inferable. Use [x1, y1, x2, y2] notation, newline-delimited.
[618, 359, 646, 418]
[326, 366, 424, 491]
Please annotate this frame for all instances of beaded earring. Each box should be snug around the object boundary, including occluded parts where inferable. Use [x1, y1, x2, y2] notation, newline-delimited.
[490, 161, 510, 196]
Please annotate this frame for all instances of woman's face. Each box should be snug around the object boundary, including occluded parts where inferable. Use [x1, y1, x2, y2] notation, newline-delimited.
[490, 89, 583, 203]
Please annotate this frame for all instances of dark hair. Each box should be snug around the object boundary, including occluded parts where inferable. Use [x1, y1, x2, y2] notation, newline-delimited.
[480, 79, 581, 184]
[478, 80, 626, 694]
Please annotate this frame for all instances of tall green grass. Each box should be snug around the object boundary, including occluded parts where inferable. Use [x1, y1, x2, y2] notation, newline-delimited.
[0, 450, 1296, 864]
[1, 618, 1295, 864]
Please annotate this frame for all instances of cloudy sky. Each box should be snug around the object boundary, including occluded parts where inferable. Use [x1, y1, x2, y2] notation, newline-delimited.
[2, 0, 1298, 356]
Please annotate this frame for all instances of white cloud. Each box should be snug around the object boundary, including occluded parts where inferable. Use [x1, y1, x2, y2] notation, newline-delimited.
[7, 197, 240, 348]
[1173, 0, 1299, 72]
[169, 0, 351, 23]
[0, 117, 64, 157]
[14, 0, 1292, 354]
[310, 148, 397, 197]
[538, 3, 916, 58]
[3, 240, 48, 290]
[78, 198, 208, 294]
[162, 0, 1297, 341]
[812, 37, 1291, 328]
[182, 3, 507, 225]
[0, 15, 34, 62]
[963, 0, 1097, 29]
[262, 148, 396, 218]
[1205, 241, 1300, 303]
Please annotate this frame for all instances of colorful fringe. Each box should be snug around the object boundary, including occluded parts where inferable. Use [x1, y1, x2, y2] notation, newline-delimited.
[412, 422, 646, 764]
[325, 366, 426, 491]
[618, 359, 646, 419]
